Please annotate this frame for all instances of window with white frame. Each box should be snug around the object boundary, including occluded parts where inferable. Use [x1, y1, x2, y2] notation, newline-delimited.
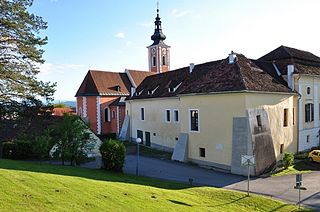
[165, 109, 171, 122]
[173, 110, 179, 122]
[307, 86, 311, 95]
[305, 103, 314, 123]
[140, 108, 145, 121]
[190, 109, 199, 132]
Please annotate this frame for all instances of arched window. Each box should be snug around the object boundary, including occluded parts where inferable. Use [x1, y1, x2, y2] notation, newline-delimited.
[162, 55, 166, 65]
[307, 86, 311, 95]
[104, 108, 110, 122]
[152, 56, 156, 66]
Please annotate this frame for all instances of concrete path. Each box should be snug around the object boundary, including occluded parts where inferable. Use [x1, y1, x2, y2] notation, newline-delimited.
[122, 155, 320, 210]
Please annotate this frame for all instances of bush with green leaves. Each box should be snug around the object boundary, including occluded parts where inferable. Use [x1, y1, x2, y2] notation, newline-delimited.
[100, 139, 126, 171]
[282, 152, 294, 168]
[51, 114, 91, 166]
[32, 130, 53, 160]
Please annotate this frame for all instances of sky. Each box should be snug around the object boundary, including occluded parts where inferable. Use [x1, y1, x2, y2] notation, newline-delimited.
[30, 0, 320, 101]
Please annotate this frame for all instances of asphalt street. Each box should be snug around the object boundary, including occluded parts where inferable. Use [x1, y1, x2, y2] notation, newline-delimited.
[122, 155, 320, 210]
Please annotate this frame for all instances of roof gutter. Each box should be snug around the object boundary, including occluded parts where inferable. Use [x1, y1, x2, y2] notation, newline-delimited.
[177, 90, 298, 98]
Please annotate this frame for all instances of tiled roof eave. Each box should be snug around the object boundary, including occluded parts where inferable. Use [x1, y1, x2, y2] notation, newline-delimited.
[177, 90, 297, 97]
[99, 92, 130, 96]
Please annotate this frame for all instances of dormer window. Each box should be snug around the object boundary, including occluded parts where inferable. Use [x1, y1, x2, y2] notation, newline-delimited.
[168, 82, 182, 93]
[115, 85, 121, 92]
[148, 86, 159, 95]
[136, 89, 144, 96]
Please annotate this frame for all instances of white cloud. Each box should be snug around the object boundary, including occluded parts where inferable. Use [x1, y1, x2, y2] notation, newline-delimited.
[171, 9, 190, 18]
[38, 63, 84, 76]
[115, 32, 125, 38]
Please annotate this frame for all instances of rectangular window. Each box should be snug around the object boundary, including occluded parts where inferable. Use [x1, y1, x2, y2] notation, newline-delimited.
[256, 115, 262, 127]
[165, 109, 171, 122]
[174, 110, 179, 122]
[305, 103, 314, 123]
[280, 144, 284, 154]
[307, 135, 310, 143]
[283, 109, 288, 127]
[162, 56, 166, 65]
[190, 109, 199, 132]
[112, 110, 115, 119]
[140, 108, 145, 121]
[199, 148, 205, 157]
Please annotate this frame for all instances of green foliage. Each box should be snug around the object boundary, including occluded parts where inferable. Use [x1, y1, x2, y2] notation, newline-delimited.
[100, 139, 126, 171]
[2, 142, 17, 159]
[52, 114, 91, 166]
[282, 152, 294, 168]
[0, 0, 56, 119]
[2, 140, 32, 159]
[32, 130, 53, 160]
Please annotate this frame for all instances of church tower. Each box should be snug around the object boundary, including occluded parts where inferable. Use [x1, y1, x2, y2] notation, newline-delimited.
[147, 6, 170, 73]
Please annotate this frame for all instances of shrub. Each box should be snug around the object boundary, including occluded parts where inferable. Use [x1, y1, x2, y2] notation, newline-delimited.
[2, 141, 32, 159]
[32, 131, 52, 160]
[2, 142, 17, 159]
[282, 152, 294, 168]
[100, 139, 126, 171]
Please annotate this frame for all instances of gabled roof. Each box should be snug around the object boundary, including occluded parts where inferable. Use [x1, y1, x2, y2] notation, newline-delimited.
[75, 70, 132, 97]
[128, 54, 293, 100]
[258, 46, 320, 75]
[126, 69, 156, 87]
[259, 45, 320, 64]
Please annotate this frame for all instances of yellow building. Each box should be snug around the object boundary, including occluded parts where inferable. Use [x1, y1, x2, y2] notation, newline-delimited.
[259, 46, 320, 151]
[126, 53, 298, 175]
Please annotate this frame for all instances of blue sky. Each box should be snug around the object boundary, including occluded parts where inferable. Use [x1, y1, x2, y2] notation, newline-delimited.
[30, 0, 320, 101]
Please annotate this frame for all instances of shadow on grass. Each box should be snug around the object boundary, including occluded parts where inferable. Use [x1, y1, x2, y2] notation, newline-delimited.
[0, 159, 190, 190]
[168, 199, 192, 206]
[293, 159, 320, 171]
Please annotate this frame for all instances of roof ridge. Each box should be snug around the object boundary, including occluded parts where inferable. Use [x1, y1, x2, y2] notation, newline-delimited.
[235, 58, 250, 90]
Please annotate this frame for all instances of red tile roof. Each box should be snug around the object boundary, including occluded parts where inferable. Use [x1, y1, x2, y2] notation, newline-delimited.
[75, 70, 132, 97]
[52, 107, 74, 116]
[126, 69, 156, 87]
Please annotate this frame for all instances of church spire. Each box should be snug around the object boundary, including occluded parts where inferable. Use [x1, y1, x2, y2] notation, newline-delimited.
[151, 3, 166, 46]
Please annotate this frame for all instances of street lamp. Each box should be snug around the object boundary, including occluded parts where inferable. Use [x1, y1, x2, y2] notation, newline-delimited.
[135, 138, 142, 176]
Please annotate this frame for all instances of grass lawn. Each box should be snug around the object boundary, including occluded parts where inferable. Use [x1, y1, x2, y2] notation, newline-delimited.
[0, 159, 306, 211]
[273, 159, 320, 177]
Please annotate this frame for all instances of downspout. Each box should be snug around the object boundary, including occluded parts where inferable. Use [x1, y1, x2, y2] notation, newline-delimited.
[296, 74, 301, 152]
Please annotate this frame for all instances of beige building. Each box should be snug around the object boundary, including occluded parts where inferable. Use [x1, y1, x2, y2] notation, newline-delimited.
[125, 53, 298, 175]
[259, 46, 320, 151]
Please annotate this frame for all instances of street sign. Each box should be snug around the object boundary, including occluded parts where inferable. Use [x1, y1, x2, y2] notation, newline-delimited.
[241, 155, 255, 166]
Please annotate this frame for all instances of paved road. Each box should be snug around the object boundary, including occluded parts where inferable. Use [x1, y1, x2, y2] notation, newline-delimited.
[122, 155, 320, 210]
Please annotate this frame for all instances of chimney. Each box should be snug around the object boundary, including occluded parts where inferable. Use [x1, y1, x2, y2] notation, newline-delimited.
[287, 65, 294, 90]
[189, 63, 195, 73]
[228, 51, 237, 64]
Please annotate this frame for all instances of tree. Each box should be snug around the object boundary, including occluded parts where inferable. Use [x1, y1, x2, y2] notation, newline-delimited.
[52, 114, 91, 166]
[100, 139, 126, 171]
[0, 0, 56, 119]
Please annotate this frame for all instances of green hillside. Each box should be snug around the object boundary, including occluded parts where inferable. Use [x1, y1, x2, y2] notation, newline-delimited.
[0, 159, 304, 211]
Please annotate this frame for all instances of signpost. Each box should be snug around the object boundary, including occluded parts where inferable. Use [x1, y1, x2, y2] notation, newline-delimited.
[241, 155, 255, 196]
[294, 173, 307, 209]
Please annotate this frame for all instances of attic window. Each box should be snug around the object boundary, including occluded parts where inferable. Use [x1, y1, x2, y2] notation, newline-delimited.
[135, 89, 144, 96]
[115, 85, 121, 92]
[148, 86, 159, 95]
[168, 82, 182, 93]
